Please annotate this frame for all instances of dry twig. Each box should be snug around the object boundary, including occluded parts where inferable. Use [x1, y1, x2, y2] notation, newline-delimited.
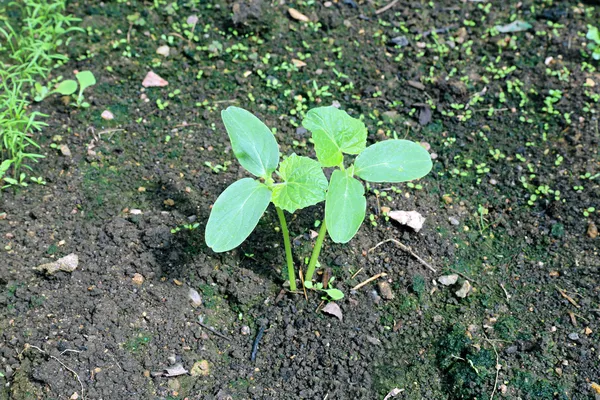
[555, 286, 580, 308]
[484, 336, 501, 400]
[25, 344, 85, 400]
[369, 238, 436, 272]
[375, 0, 399, 15]
[351, 272, 388, 291]
[196, 320, 231, 341]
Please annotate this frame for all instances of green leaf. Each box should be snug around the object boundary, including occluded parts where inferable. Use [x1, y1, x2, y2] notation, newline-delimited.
[76, 71, 96, 91]
[55, 80, 77, 95]
[221, 106, 279, 178]
[587, 26, 600, 43]
[354, 139, 432, 183]
[271, 154, 328, 213]
[302, 106, 367, 167]
[304, 281, 313, 289]
[0, 159, 12, 178]
[205, 178, 272, 252]
[325, 169, 366, 243]
[323, 288, 344, 301]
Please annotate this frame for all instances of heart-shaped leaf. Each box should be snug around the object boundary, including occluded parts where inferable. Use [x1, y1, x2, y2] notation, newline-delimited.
[325, 169, 366, 243]
[354, 139, 432, 183]
[302, 106, 367, 167]
[272, 154, 328, 213]
[205, 178, 272, 252]
[222, 107, 279, 178]
[75, 71, 96, 91]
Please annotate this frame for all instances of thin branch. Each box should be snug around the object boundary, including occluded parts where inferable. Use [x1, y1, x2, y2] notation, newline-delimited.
[351, 272, 388, 291]
[369, 238, 436, 272]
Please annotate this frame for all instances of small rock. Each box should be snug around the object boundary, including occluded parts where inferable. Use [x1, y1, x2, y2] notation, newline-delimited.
[142, 71, 168, 87]
[163, 364, 188, 377]
[585, 78, 595, 87]
[167, 354, 177, 365]
[60, 144, 72, 157]
[448, 217, 460, 226]
[377, 281, 394, 300]
[288, 8, 309, 22]
[130, 209, 142, 215]
[241, 326, 251, 335]
[433, 315, 443, 323]
[489, 178, 498, 185]
[189, 288, 202, 308]
[388, 210, 426, 232]
[585, 327, 592, 335]
[164, 199, 175, 206]
[568, 332, 579, 341]
[389, 36, 409, 47]
[369, 290, 381, 304]
[156, 45, 170, 57]
[455, 280, 472, 298]
[70, 393, 79, 400]
[291, 58, 306, 68]
[143, 370, 150, 377]
[438, 274, 458, 286]
[132, 273, 144, 285]
[190, 360, 210, 377]
[366, 336, 381, 345]
[101, 110, 114, 120]
[36, 253, 78, 274]
[505, 345, 518, 354]
[587, 222, 598, 239]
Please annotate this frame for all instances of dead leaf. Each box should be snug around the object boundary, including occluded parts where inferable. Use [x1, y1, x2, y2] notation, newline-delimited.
[455, 280, 472, 298]
[322, 302, 343, 321]
[36, 253, 79, 274]
[288, 8, 309, 22]
[384, 388, 404, 399]
[291, 58, 307, 68]
[60, 144, 72, 157]
[190, 360, 210, 376]
[418, 105, 432, 126]
[189, 288, 202, 308]
[495, 20, 532, 33]
[388, 210, 426, 232]
[142, 71, 168, 87]
[163, 364, 188, 377]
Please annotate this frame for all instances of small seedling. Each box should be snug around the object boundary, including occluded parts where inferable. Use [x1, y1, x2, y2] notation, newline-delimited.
[205, 106, 432, 293]
[2, 172, 29, 189]
[304, 277, 344, 301]
[586, 25, 600, 60]
[30, 176, 46, 185]
[57, 71, 96, 108]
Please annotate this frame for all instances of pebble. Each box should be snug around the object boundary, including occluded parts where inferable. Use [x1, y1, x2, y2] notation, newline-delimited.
[156, 45, 170, 57]
[168, 354, 177, 365]
[132, 273, 144, 285]
[438, 274, 458, 286]
[101, 110, 114, 120]
[60, 144, 72, 157]
[568, 332, 579, 341]
[448, 217, 460, 226]
[489, 178, 498, 185]
[241, 326, 251, 335]
[190, 360, 210, 377]
[377, 281, 394, 300]
[433, 315, 443, 323]
[455, 280, 472, 298]
[188, 288, 202, 308]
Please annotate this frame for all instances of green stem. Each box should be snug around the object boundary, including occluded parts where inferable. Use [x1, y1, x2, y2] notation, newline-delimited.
[275, 206, 296, 291]
[305, 218, 327, 283]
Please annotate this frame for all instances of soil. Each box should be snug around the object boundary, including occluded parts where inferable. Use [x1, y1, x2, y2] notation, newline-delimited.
[1, 0, 599, 399]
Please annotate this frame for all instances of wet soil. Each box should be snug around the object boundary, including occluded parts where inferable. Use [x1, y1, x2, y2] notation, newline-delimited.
[1, 0, 599, 399]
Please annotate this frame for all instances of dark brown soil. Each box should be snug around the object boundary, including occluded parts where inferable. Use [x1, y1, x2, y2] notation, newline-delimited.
[1, 0, 599, 399]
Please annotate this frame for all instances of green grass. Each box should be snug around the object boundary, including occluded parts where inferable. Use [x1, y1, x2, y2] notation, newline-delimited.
[0, 0, 81, 187]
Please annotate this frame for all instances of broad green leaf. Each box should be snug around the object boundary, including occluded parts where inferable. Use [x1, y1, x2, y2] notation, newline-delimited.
[325, 169, 366, 243]
[205, 178, 272, 252]
[0, 159, 12, 179]
[323, 288, 344, 301]
[354, 139, 432, 183]
[272, 154, 328, 213]
[222, 106, 279, 178]
[55, 80, 77, 95]
[75, 71, 96, 91]
[302, 106, 367, 167]
[587, 26, 600, 43]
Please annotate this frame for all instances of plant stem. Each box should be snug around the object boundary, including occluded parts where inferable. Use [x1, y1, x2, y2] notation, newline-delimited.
[305, 218, 327, 283]
[275, 206, 296, 291]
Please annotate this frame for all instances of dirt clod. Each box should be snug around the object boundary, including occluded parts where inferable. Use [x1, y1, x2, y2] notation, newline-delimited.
[377, 281, 394, 300]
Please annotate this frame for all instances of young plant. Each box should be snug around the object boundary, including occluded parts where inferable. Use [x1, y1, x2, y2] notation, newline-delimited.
[33, 79, 78, 102]
[586, 25, 600, 60]
[58, 70, 97, 108]
[205, 106, 432, 292]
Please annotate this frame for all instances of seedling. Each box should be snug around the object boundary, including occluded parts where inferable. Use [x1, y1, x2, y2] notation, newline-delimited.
[57, 71, 97, 108]
[304, 277, 344, 301]
[33, 78, 77, 102]
[586, 25, 600, 60]
[205, 106, 432, 293]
